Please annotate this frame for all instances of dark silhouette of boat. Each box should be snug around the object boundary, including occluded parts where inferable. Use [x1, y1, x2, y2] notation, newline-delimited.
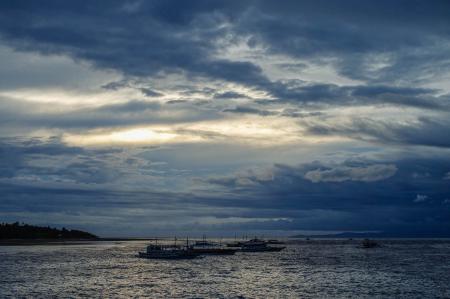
[138, 244, 200, 259]
[239, 238, 286, 252]
[267, 239, 285, 245]
[189, 240, 237, 255]
[227, 237, 284, 246]
[226, 241, 245, 247]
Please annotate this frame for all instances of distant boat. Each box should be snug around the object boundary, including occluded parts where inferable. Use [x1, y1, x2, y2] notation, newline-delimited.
[189, 240, 237, 255]
[267, 239, 285, 245]
[226, 241, 245, 247]
[138, 244, 199, 259]
[361, 239, 379, 248]
[239, 238, 286, 252]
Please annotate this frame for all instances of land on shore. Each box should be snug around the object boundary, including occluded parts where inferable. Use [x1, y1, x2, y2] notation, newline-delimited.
[0, 238, 158, 246]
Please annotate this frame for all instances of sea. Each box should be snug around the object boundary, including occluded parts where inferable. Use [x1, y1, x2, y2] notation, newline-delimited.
[1, 239, 450, 298]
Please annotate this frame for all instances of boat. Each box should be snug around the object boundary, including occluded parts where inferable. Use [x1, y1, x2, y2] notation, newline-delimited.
[226, 241, 245, 247]
[361, 239, 379, 248]
[189, 240, 237, 255]
[267, 239, 285, 245]
[239, 238, 286, 252]
[138, 244, 200, 259]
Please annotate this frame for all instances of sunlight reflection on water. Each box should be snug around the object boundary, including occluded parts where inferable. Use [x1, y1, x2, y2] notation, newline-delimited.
[1, 240, 450, 298]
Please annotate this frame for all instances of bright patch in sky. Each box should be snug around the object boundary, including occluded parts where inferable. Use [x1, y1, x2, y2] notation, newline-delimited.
[1, 1, 450, 237]
[64, 127, 197, 146]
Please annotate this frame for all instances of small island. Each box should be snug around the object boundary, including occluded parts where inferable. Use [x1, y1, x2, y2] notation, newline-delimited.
[0, 222, 98, 245]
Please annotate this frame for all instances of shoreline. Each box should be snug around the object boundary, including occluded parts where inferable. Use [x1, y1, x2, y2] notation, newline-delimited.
[0, 238, 157, 246]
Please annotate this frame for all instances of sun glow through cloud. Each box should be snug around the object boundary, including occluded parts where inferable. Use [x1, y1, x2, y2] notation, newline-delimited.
[2, 0, 450, 240]
[62, 118, 345, 147]
[63, 127, 200, 146]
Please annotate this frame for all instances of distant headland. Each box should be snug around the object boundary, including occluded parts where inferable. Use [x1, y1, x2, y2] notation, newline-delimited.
[0, 222, 98, 244]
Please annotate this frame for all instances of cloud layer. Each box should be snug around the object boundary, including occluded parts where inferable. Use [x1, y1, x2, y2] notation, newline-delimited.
[0, 1, 449, 236]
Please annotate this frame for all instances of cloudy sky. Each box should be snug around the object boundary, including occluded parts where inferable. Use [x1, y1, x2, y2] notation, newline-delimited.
[1, 0, 449, 237]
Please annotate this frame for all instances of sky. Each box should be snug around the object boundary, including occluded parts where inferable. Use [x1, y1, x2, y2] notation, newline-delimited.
[0, 0, 449, 237]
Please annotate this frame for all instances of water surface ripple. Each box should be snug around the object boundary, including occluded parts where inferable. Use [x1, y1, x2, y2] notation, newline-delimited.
[1, 239, 450, 298]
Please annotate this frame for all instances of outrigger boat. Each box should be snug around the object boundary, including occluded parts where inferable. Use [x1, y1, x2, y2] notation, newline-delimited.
[138, 239, 200, 259]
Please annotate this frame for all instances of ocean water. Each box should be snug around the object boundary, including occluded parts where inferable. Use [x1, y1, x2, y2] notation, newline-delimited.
[1, 239, 450, 298]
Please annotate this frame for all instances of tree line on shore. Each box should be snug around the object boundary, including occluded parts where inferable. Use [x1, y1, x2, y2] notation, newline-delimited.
[0, 222, 98, 239]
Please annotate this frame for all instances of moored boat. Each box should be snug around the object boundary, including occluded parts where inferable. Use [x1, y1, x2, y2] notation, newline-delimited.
[226, 241, 245, 247]
[267, 239, 285, 245]
[138, 244, 200, 259]
[239, 238, 286, 252]
[189, 240, 237, 255]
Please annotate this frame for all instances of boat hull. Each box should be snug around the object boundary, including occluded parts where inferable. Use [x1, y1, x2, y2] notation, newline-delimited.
[138, 251, 199, 259]
[189, 248, 237, 255]
[240, 246, 286, 252]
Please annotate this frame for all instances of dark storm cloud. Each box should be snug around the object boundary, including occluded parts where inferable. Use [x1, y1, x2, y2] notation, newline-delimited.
[95, 100, 162, 113]
[349, 86, 446, 109]
[1, 1, 450, 236]
[0, 136, 85, 178]
[1, 1, 449, 109]
[303, 164, 397, 183]
[0, 97, 222, 129]
[262, 83, 448, 110]
[1, 135, 450, 235]
[238, 0, 450, 83]
[203, 157, 450, 234]
[222, 106, 277, 116]
[0, 137, 298, 234]
[101, 80, 130, 91]
[0, 137, 122, 183]
[214, 91, 250, 100]
[0, 0, 265, 87]
[140, 88, 164, 97]
[306, 117, 450, 148]
[280, 110, 323, 118]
